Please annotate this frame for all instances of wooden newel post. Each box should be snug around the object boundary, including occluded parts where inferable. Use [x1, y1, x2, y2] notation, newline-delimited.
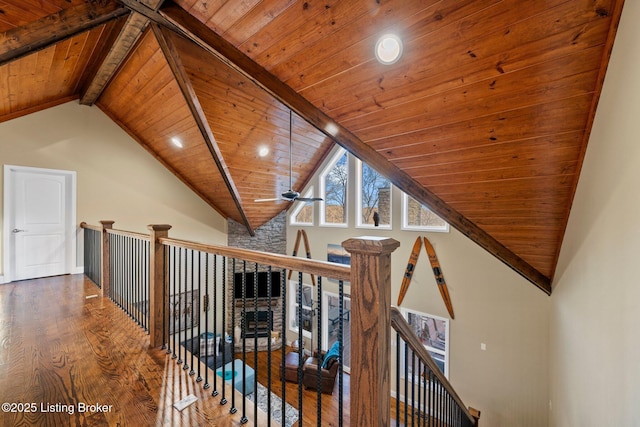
[148, 224, 171, 348]
[99, 220, 115, 298]
[342, 236, 400, 427]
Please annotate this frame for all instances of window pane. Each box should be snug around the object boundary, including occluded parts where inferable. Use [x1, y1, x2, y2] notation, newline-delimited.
[294, 205, 313, 224]
[290, 188, 314, 225]
[404, 194, 448, 230]
[359, 162, 390, 227]
[322, 151, 348, 224]
[325, 294, 351, 370]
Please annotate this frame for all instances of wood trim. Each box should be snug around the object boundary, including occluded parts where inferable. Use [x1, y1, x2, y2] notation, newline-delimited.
[159, 236, 351, 282]
[152, 24, 255, 235]
[79, 222, 102, 232]
[121, 0, 551, 294]
[0, 1, 129, 65]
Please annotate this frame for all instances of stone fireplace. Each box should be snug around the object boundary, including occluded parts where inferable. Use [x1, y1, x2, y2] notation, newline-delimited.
[227, 212, 286, 352]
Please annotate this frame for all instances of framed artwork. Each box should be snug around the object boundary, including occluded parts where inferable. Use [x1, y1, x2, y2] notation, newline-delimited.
[169, 290, 200, 334]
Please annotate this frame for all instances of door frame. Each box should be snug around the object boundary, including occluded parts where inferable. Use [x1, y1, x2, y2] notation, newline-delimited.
[3, 165, 78, 284]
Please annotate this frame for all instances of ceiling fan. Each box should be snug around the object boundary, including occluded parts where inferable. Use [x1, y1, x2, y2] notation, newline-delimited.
[255, 111, 323, 204]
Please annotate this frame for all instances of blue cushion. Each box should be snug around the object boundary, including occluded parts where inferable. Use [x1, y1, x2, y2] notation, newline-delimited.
[321, 341, 340, 369]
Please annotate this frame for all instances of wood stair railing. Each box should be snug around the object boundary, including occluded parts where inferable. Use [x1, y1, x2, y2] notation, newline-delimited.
[391, 307, 480, 427]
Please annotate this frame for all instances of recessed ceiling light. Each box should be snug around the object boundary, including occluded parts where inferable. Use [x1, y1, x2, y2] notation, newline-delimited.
[171, 137, 183, 148]
[375, 34, 403, 65]
[325, 122, 339, 137]
[258, 146, 269, 157]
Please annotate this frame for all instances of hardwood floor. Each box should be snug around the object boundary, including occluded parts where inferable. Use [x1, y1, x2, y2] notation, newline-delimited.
[0, 275, 276, 426]
[0, 275, 352, 426]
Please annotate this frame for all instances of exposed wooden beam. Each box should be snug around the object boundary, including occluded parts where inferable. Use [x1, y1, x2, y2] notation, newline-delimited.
[151, 24, 255, 236]
[122, 0, 551, 293]
[79, 12, 150, 105]
[80, 0, 166, 105]
[0, 0, 129, 65]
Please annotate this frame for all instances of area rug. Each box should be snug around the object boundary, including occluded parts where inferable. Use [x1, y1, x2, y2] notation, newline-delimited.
[246, 382, 299, 427]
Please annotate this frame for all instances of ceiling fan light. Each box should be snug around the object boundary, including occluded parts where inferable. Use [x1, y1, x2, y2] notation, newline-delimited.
[171, 137, 183, 148]
[375, 34, 402, 65]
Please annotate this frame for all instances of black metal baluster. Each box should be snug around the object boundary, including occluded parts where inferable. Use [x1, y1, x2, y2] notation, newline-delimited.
[217, 255, 226, 399]
[196, 250, 202, 381]
[171, 246, 177, 359]
[188, 249, 195, 375]
[177, 247, 184, 365]
[297, 272, 303, 424]
[266, 266, 272, 427]
[280, 269, 287, 420]
[316, 275, 323, 427]
[240, 261, 247, 424]
[202, 252, 209, 387]
[404, 341, 409, 426]
[253, 263, 258, 426]
[338, 279, 345, 427]
[411, 352, 416, 427]
[396, 331, 401, 427]
[227, 258, 235, 411]
[417, 362, 422, 426]
[428, 370, 433, 427]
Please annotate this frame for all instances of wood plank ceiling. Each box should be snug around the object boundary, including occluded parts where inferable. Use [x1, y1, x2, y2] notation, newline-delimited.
[0, 0, 626, 294]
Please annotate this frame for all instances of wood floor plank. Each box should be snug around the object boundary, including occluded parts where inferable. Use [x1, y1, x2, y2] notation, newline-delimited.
[0, 275, 262, 426]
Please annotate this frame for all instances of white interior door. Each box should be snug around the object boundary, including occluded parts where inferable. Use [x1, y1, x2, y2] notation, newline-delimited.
[5, 166, 76, 282]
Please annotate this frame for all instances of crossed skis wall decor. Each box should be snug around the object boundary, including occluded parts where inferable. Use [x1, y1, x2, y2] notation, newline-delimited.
[397, 236, 455, 319]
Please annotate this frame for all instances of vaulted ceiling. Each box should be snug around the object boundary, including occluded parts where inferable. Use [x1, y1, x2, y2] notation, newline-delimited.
[0, 0, 625, 294]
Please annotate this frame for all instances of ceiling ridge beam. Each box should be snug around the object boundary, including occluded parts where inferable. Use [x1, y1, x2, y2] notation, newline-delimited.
[123, 0, 550, 293]
[151, 23, 255, 236]
[0, 0, 129, 65]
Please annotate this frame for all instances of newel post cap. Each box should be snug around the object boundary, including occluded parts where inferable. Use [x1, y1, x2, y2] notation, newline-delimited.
[342, 236, 400, 255]
[148, 224, 172, 233]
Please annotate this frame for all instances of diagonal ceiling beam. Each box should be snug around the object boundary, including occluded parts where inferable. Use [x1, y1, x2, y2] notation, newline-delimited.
[151, 24, 255, 236]
[80, 12, 150, 105]
[121, 0, 551, 293]
[0, 0, 129, 65]
[80, 0, 166, 105]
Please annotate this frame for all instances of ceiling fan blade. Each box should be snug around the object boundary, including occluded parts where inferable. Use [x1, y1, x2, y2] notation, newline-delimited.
[254, 198, 281, 202]
[296, 197, 323, 202]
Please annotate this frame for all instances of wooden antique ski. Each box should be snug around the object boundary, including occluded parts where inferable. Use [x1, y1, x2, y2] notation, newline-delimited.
[397, 236, 422, 306]
[288, 229, 316, 284]
[423, 237, 455, 319]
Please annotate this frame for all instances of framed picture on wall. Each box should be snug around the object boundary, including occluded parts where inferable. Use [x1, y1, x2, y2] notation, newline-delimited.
[169, 290, 200, 334]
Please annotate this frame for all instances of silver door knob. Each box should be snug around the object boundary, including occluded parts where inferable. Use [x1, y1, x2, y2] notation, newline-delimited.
[11, 229, 26, 233]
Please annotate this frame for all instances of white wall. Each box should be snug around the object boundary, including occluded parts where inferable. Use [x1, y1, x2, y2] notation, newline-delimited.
[0, 101, 227, 279]
[288, 147, 550, 427]
[550, 2, 640, 426]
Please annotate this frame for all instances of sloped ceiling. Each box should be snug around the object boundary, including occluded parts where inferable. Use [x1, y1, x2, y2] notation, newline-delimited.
[0, 0, 626, 294]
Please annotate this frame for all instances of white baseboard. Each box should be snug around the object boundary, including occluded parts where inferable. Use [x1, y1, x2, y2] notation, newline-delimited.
[0, 275, 6, 284]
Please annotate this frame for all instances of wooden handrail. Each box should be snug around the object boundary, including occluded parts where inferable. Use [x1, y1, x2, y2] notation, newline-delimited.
[390, 307, 478, 425]
[80, 222, 151, 241]
[106, 228, 151, 241]
[160, 236, 351, 282]
[79, 222, 101, 232]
